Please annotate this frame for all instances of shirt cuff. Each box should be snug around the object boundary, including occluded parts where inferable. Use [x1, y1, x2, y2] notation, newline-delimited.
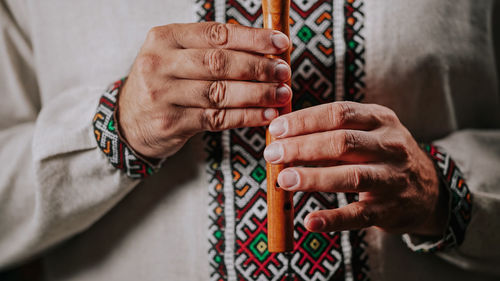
[92, 78, 163, 179]
[402, 143, 472, 253]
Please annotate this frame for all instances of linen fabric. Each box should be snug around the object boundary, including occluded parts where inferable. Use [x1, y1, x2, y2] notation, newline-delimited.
[0, 0, 499, 280]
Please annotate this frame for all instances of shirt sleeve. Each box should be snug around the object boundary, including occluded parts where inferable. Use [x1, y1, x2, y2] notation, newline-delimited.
[0, 2, 139, 269]
[403, 143, 472, 254]
[404, 130, 500, 275]
[92, 78, 164, 179]
[431, 130, 500, 275]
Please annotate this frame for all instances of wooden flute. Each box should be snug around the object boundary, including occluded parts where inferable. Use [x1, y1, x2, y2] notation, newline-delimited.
[263, 0, 294, 253]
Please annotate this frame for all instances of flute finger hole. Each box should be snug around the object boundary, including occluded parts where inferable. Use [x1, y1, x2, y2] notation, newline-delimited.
[284, 202, 292, 211]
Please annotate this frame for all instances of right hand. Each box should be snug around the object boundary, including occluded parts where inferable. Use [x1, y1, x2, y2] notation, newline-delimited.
[118, 22, 292, 159]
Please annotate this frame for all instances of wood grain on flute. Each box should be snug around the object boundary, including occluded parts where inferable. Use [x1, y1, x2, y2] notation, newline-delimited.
[263, 0, 294, 253]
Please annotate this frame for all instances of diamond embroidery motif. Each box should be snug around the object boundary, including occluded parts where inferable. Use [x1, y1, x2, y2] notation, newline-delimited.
[201, 0, 369, 280]
[298, 25, 316, 43]
[249, 232, 271, 262]
[303, 232, 328, 259]
[250, 165, 266, 184]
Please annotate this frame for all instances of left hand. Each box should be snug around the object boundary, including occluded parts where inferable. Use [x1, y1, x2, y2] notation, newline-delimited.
[264, 102, 448, 236]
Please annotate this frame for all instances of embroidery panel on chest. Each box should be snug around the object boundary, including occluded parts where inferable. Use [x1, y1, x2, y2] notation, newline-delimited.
[199, 0, 369, 280]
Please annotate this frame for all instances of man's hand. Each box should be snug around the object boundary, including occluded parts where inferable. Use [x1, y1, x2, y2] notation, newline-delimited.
[264, 102, 448, 236]
[119, 23, 292, 158]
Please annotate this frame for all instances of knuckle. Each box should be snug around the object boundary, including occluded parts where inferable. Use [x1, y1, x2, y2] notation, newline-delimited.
[204, 49, 229, 78]
[134, 55, 164, 102]
[376, 104, 399, 124]
[385, 111, 399, 124]
[385, 135, 410, 160]
[334, 130, 357, 156]
[236, 110, 253, 129]
[136, 54, 161, 76]
[353, 204, 375, 227]
[241, 109, 251, 127]
[398, 142, 411, 161]
[326, 103, 337, 126]
[207, 81, 228, 107]
[204, 109, 227, 131]
[144, 88, 161, 102]
[343, 131, 358, 152]
[147, 26, 170, 43]
[349, 166, 363, 191]
[135, 54, 162, 77]
[206, 23, 229, 47]
[330, 102, 355, 126]
[251, 58, 268, 80]
[392, 171, 409, 188]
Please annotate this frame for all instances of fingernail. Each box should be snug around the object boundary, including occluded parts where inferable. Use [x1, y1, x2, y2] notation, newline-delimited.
[305, 216, 324, 231]
[275, 63, 291, 81]
[276, 85, 291, 104]
[278, 169, 299, 189]
[271, 32, 289, 49]
[269, 117, 287, 137]
[263, 108, 278, 120]
[264, 142, 283, 163]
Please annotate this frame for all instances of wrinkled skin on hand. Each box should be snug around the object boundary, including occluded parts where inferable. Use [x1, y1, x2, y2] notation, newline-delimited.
[264, 102, 448, 236]
[119, 22, 292, 158]
[120, 22, 446, 236]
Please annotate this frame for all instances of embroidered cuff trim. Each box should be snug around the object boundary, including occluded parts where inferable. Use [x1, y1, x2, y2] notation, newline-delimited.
[403, 144, 472, 253]
[93, 79, 160, 179]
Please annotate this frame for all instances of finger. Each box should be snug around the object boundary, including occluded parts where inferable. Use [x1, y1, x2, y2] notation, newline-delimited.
[268, 102, 399, 138]
[169, 80, 292, 108]
[264, 130, 380, 165]
[166, 49, 291, 82]
[148, 22, 290, 54]
[180, 107, 279, 133]
[277, 164, 395, 193]
[304, 201, 376, 232]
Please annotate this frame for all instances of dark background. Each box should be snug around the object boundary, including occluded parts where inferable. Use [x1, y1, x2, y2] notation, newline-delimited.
[494, 1, 500, 83]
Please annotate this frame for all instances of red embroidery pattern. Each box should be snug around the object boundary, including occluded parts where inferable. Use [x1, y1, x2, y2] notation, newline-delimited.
[404, 144, 472, 253]
[200, 0, 368, 280]
[93, 79, 157, 179]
